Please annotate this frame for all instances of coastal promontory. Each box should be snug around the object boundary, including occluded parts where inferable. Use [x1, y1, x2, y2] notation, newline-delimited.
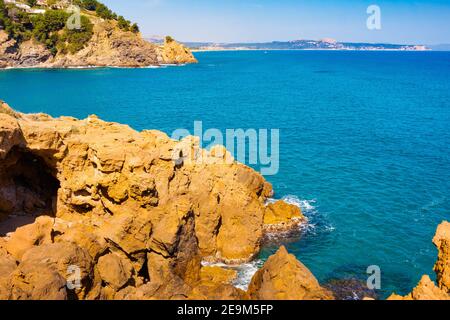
[0, 100, 318, 300]
[0, 0, 196, 68]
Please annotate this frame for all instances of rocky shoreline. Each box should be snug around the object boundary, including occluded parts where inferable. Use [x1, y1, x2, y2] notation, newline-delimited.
[0, 29, 197, 69]
[0, 2, 196, 69]
[0, 101, 331, 300]
[0, 101, 449, 300]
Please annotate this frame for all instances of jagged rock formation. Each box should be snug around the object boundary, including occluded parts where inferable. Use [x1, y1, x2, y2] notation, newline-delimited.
[248, 246, 334, 300]
[0, 32, 53, 68]
[433, 221, 450, 293]
[388, 221, 450, 300]
[0, 101, 319, 300]
[49, 16, 196, 67]
[159, 37, 197, 65]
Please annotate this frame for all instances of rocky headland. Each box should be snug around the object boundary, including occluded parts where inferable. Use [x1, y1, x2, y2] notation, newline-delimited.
[0, 100, 327, 300]
[0, 0, 196, 68]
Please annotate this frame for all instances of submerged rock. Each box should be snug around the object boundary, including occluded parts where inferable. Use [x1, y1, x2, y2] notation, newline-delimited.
[324, 278, 378, 300]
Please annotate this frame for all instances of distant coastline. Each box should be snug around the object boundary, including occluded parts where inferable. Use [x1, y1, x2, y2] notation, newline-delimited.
[191, 48, 430, 53]
[147, 38, 430, 52]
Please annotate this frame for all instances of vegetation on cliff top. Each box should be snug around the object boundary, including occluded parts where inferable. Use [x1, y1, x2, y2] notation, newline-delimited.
[0, 0, 139, 55]
[74, 0, 138, 32]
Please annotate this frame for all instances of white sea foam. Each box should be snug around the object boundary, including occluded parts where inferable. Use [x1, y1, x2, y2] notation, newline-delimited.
[266, 195, 319, 233]
[266, 195, 316, 212]
[160, 63, 186, 67]
[201, 196, 334, 290]
[232, 260, 264, 290]
[266, 195, 336, 236]
[284, 195, 317, 212]
[201, 259, 264, 290]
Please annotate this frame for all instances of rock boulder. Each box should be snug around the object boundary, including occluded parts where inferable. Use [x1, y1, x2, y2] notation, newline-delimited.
[248, 246, 333, 300]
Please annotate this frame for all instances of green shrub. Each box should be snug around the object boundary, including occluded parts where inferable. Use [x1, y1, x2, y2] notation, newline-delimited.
[0, 0, 12, 33]
[32, 10, 68, 44]
[75, 0, 117, 20]
[27, 0, 37, 7]
[80, 0, 97, 11]
[95, 3, 115, 20]
[31, 10, 93, 55]
[117, 15, 130, 31]
[130, 23, 139, 33]
[0, 0, 133, 55]
[1, 0, 32, 41]
[61, 15, 93, 54]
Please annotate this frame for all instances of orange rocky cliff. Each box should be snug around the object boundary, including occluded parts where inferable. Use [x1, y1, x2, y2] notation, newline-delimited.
[0, 100, 322, 300]
[0, 17, 196, 68]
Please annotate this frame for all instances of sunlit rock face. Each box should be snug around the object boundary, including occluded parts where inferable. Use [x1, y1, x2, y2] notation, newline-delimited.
[247, 246, 334, 300]
[0, 102, 286, 300]
[0, 19, 196, 69]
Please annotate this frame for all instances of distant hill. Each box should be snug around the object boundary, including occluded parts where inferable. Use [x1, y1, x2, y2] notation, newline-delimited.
[162, 39, 429, 51]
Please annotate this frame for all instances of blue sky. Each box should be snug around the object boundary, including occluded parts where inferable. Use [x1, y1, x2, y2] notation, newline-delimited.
[102, 0, 450, 44]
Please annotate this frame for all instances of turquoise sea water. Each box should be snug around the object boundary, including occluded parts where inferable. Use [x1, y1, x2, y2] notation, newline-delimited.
[1, 51, 449, 297]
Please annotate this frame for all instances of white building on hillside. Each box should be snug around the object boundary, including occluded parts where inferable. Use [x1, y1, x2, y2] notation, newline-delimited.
[3, 0, 46, 14]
